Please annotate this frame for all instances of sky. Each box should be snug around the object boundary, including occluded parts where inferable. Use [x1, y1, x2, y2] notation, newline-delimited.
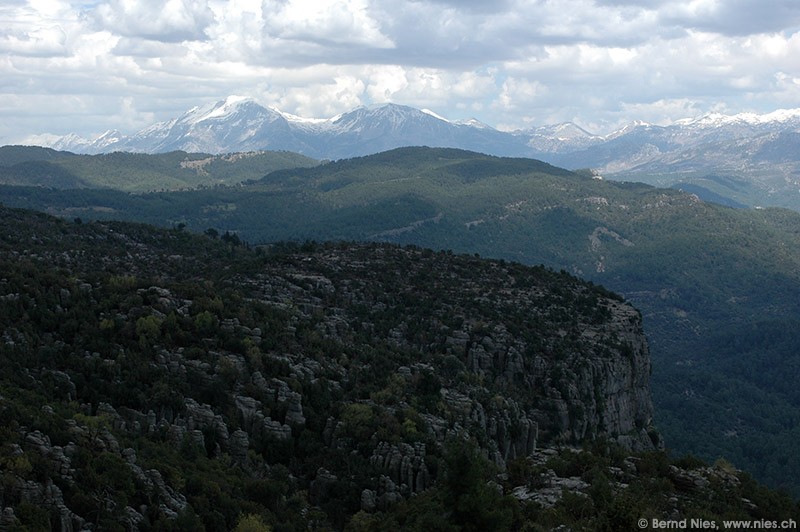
[2, 0, 800, 144]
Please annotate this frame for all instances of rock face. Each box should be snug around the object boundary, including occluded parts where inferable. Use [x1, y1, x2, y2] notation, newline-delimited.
[268, 245, 659, 455]
[369, 442, 430, 495]
[0, 207, 661, 529]
[450, 303, 655, 454]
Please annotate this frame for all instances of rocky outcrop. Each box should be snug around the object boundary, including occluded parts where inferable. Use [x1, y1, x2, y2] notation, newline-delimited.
[182, 398, 230, 447]
[455, 306, 655, 451]
[369, 442, 430, 495]
[15, 479, 78, 532]
[309, 468, 339, 506]
[234, 395, 292, 443]
[233, 246, 658, 517]
[122, 448, 187, 519]
[508, 446, 748, 519]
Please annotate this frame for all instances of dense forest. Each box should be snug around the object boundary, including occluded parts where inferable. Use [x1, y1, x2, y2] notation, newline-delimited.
[1, 206, 797, 530]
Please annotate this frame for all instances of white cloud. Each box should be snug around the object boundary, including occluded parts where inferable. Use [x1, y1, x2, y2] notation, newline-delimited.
[0, 25, 68, 56]
[2, 0, 800, 142]
[660, 0, 800, 36]
[92, 0, 215, 42]
[262, 0, 393, 48]
[500, 77, 545, 107]
[273, 74, 367, 118]
[451, 70, 497, 99]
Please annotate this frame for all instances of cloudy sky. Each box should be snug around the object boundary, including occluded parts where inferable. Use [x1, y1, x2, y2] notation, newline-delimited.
[3, 0, 800, 144]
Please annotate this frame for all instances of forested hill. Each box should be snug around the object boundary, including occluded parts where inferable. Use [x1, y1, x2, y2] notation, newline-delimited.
[2, 146, 800, 496]
[0, 146, 319, 192]
[1, 206, 796, 530]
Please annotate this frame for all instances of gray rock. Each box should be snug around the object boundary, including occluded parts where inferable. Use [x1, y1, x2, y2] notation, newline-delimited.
[184, 398, 229, 447]
[360, 489, 377, 512]
[122, 506, 146, 531]
[369, 442, 430, 494]
[285, 392, 306, 426]
[1, 507, 17, 529]
[377, 475, 403, 510]
[17, 479, 78, 532]
[229, 429, 250, 462]
[309, 468, 338, 505]
[251, 371, 269, 392]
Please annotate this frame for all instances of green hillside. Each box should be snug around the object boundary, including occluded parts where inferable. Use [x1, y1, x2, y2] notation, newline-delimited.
[0, 145, 67, 165]
[0, 146, 319, 191]
[2, 146, 800, 495]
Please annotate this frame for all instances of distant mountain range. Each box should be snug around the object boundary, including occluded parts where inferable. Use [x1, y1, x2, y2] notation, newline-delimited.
[32, 96, 523, 160]
[27, 96, 800, 209]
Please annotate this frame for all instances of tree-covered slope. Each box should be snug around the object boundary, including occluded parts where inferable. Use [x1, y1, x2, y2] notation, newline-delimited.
[1, 146, 800, 496]
[0, 146, 319, 192]
[1, 206, 796, 530]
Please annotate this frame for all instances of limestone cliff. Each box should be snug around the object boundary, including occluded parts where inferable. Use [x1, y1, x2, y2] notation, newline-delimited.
[257, 244, 661, 462]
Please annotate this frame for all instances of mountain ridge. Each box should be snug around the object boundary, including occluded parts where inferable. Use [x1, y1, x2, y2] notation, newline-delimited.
[22, 97, 800, 210]
[30, 96, 800, 160]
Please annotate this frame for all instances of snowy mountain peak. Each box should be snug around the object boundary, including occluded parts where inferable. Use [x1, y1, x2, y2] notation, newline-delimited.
[676, 108, 800, 128]
[330, 103, 443, 132]
[21, 97, 800, 166]
[520, 122, 594, 138]
[421, 108, 451, 123]
[200, 96, 254, 120]
[24, 132, 88, 151]
[182, 95, 267, 124]
[550, 122, 594, 139]
[676, 112, 739, 127]
[365, 103, 420, 117]
[93, 129, 125, 145]
[457, 118, 491, 129]
[627, 119, 652, 129]
[603, 120, 654, 140]
[759, 108, 800, 123]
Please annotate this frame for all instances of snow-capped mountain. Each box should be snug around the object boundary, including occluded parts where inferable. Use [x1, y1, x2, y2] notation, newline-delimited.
[539, 110, 800, 209]
[28, 132, 98, 153]
[311, 103, 527, 159]
[114, 96, 307, 155]
[675, 108, 800, 129]
[26, 97, 800, 208]
[36, 97, 532, 158]
[518, 122, 603, 153]
[545, 109, 800, 172]
[33, 97, 800, 163]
